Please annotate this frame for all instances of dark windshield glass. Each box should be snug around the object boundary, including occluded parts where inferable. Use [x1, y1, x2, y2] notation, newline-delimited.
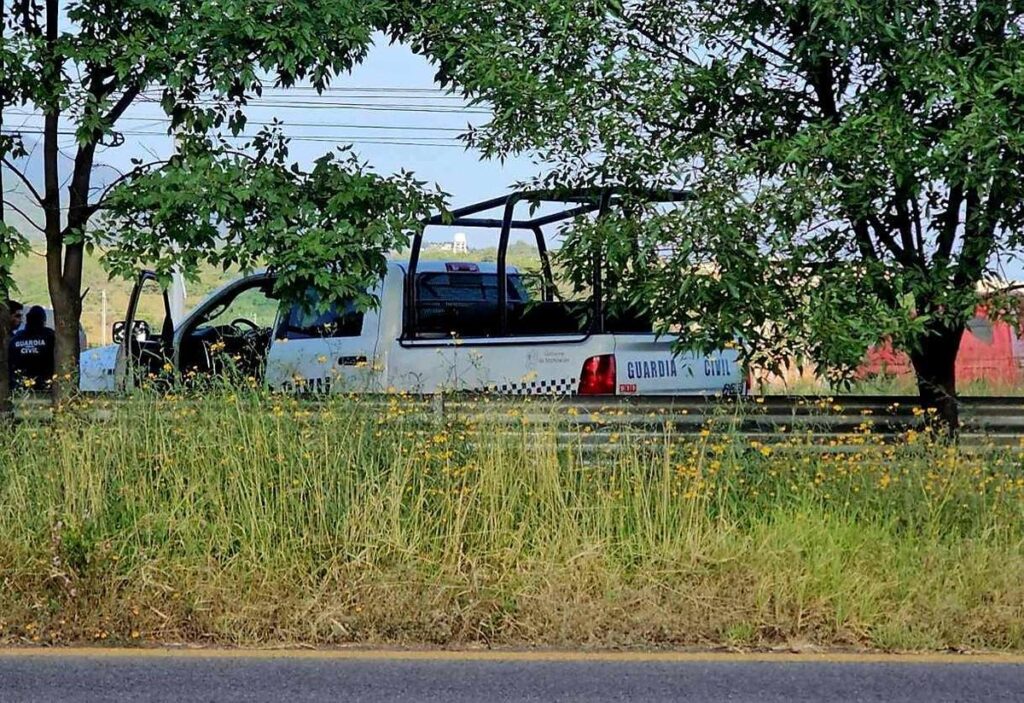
[413, 272, 532, 338]
[416, 272, 529, 303]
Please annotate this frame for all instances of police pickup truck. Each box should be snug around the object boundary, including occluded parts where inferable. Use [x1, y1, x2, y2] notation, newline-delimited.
[80, 260, 743, 396]
[80, 189, 745, 396]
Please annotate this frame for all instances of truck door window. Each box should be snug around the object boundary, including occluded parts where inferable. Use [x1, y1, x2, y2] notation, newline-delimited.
[279, 291, 364, 339]
[196, 285, 279, 331]
[129, 277, 169, 341]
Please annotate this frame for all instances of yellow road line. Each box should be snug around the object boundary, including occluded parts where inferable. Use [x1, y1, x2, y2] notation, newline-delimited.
[0, 648, 1023, 665]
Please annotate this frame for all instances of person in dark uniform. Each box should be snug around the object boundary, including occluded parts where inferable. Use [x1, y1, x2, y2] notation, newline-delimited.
[9, 306, 55, 391]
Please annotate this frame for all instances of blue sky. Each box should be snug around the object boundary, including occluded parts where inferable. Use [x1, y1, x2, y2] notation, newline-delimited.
[238, 39, 546, 214]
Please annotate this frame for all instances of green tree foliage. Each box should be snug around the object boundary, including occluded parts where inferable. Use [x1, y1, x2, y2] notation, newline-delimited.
[2, 0, 441, 401]
[399, 1, 1024, 426]
[99, 130, 442, 313]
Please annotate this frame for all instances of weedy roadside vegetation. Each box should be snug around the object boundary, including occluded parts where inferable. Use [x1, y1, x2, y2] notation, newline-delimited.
[1, 385, 1023, 651]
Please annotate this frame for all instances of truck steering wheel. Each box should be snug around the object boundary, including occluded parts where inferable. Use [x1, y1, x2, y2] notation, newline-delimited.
[229, 317, 261, 333]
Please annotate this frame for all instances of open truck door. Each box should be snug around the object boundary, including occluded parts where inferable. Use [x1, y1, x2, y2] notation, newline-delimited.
[80, 270, 185, 392]
[112, 270, 174, 389]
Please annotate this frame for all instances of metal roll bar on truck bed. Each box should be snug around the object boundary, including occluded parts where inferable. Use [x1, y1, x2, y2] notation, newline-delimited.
[404, 187, 691, 339]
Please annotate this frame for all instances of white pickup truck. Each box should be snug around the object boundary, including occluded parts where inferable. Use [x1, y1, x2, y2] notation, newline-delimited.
[80, 260, 743, 396]
[80, 189, 745, 396]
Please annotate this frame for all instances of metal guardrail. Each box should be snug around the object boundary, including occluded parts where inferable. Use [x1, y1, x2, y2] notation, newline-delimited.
[16, 394, 1024, 449]
[428, 395, 1024, 448]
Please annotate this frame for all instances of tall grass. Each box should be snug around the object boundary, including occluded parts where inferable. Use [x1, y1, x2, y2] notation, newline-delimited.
[768, 372, 1024, 397]
[1, 391, 1023, 650]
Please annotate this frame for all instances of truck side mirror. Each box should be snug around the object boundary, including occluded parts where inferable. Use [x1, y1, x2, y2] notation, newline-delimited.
[112, 320, 150, 345]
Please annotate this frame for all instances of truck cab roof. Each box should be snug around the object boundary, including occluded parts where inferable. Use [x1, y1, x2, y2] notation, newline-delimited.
[390, 260, 519, 275]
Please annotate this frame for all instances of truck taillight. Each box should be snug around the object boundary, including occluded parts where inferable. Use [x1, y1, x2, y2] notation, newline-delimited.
[578, 354, 616, 395]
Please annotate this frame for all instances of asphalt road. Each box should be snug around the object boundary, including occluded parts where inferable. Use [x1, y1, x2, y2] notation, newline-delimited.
[0, 650, 1022, 702]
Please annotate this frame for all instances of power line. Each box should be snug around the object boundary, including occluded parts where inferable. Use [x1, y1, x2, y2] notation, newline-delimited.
[3, 127, 469, 148]
[200, 102, 486, 114]
[11, 102, 488, 120]
[253, 101, 485, 112]
[140, 91, 471, 101]
[4, 126, 463, 141]
[4, 112, 470, 133]
[139, 85, 466, 95]
[134, 95, 489, 113]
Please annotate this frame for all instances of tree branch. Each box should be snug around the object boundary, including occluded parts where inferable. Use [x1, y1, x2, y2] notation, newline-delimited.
[953, 185, 989, 287]
[910, 196, 926, 261]
[16, 0, 42, 38]
[866, 212, 916, 267]
[891, 188, 922, 267]
[936, 181, 964, 262]
[786, 5, 840, 123]
[42, 0, 61, 242]
[852, 218, 879, 261]
[747, 33, 793, 66]
[60, 79, 144, 291]
[0, 157, 45, 205]
[76, 159, 169, 221]
[101, 83, 142, 127]
[954, 174, 1010, 289]
[614, 11, 701, 68]
[1, 198, 45, 234]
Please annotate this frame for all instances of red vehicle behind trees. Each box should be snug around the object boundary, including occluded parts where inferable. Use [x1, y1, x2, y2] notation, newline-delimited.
[859, 307, 1022, 389]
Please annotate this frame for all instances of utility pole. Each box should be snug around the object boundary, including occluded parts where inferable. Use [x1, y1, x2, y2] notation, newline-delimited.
[100, 289, 107, 345]
[168, 125, 186, 325]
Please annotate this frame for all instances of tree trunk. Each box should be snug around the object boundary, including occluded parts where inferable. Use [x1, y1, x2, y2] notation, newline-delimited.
[908, 323, 964, 433]
[49, 277, 82, 404]
[42, 0, 69, 405]
[0, 0, 10, 420]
